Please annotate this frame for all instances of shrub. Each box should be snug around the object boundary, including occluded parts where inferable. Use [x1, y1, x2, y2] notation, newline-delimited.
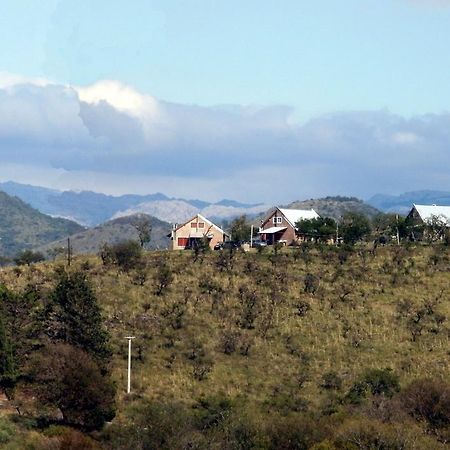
[99, 240, 142, 271]
[14, 250, 45, 266]
[400, 378, 450, 429]
[28, 344, 116, 431]
[346, 368, 400, 404]
[320, 372, 342, 391]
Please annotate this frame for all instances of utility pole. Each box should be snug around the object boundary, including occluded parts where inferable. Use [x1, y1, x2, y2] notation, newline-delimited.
[396, 215, 400, 245]
[125, 336, 135, 394]
[250, 225, 254, 248]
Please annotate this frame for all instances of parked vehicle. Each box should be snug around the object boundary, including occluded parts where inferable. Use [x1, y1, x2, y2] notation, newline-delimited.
[251, 239, 267, 248]
[215, 241, 241, 250]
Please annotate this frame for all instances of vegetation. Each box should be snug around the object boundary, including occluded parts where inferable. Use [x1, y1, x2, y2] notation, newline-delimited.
[0, 240, 447, 448]
[296, 217, 337, 242]
[0, 191, 83, 257]
[230, 215, 252, 241]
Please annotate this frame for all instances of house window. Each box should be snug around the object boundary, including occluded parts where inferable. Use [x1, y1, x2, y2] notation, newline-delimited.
[272, 217, 282, 224]
[198, 222, 205, 228]
[178, 237, 189, 247]
[191, 222, 197, 228]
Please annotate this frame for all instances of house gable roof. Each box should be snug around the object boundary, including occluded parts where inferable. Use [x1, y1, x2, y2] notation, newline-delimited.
[412, 204, 450, 223]
[174, 213, 228, 236]
[278, 208, 320, 228]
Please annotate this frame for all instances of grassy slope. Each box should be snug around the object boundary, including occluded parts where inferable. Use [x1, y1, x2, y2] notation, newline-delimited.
[4, 245, 448, 406]
[1, 244, 448, 447]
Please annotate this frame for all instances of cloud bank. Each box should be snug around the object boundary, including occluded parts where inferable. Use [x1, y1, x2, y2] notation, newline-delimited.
[0, 74, 449, 202]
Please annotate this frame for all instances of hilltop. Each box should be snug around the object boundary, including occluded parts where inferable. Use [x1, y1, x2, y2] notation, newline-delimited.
[38, 214, 171, 257]
[0, 191, 84, 257]
[285, 196, 381, 220]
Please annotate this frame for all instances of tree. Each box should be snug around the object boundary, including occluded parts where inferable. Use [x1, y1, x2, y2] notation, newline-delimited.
[229, 215, 251, 242]
[50, 269, 110, 362]
[425, 215, 449, 242]
[99, 240, 143, 271]
[14, 249, 45, 266]
[340, 213, 371, 245]
[132, 215, 152, 248]
[29, 344, 115, 431]
[296, 217, 337, 242]
[372, 213, 408, 241]
[0, 315, 16, 391]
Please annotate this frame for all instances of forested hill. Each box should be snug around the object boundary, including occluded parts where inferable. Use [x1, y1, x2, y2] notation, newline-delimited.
[285, 196, 381, 220]
[0, 191, 84, 257]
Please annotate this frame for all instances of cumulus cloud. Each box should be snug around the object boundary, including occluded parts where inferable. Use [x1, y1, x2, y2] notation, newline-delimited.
[0, 75, 449, 201]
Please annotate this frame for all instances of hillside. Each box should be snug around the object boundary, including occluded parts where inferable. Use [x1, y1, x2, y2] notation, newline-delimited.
[0, 191, 84, 257]
[0, 244, 448, 448]
[368, 190, 450, 214]
[285, 196, 381, 220]
[38, 214, 170, 256]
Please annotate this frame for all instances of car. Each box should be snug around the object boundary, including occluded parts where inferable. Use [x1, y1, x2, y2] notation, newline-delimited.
[251, 239, 267, 248]
[215, 241, 241, 250]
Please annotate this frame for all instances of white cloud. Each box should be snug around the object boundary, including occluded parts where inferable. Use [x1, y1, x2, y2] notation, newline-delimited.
[0, 76, 449, 201]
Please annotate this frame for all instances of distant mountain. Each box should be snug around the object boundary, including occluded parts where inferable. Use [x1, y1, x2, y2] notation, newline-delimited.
[37, 214, 170, 257]
[113, 200, 199, 224]
[368, 190, 450, 214]
[284, 196, 381, 220]
[0, 191, 84, 257]
[0, 181, 267, 226]
[114, 200, 270, 225]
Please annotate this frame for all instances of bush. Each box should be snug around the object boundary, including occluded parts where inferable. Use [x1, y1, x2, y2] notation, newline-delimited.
[28, 344, 116, 431]
[400, 378, 450, 429]
[99, 240, 142, 271]
[320, 372, 342, 391]
[14, 250, 45, 266]
[346, 368, 400, 404]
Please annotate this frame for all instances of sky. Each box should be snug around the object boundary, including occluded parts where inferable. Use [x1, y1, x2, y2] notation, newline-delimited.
[0, 0, 450, 203]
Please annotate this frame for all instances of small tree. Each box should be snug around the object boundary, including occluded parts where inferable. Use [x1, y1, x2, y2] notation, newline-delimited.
[29, 344, 115, 431]
[132, 215, 152, 248]
[296, 217, 337, 242]
[14, 250, 45, 266]
[99, 240, 142, 271]
[50, 269, 110, 362]
[340, 213, 371, 245]
[229, 215, 251, 242]
[0, 316, 16, 392]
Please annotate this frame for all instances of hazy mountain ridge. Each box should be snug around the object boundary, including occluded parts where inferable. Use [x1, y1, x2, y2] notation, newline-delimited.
[0, 181, 267, 226]
[368, 190, 450, 214]
[0, 191, 84, 257]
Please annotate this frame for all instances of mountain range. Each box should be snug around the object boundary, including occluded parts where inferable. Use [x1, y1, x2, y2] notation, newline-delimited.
[367, 190, 450, 215]
[0, 181, 268, 226]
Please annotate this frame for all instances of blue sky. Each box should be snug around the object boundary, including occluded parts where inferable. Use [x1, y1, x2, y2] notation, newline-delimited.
[0, 0, 450, 202]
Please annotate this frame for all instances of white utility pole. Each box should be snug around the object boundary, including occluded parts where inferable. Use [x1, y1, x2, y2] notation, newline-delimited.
[250, 225, 254, 248]
[125, 336, 136, 394]
[396, 214, 400, 245]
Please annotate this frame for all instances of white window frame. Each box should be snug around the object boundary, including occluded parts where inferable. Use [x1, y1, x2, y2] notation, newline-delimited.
[272, 216, 283, 224]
